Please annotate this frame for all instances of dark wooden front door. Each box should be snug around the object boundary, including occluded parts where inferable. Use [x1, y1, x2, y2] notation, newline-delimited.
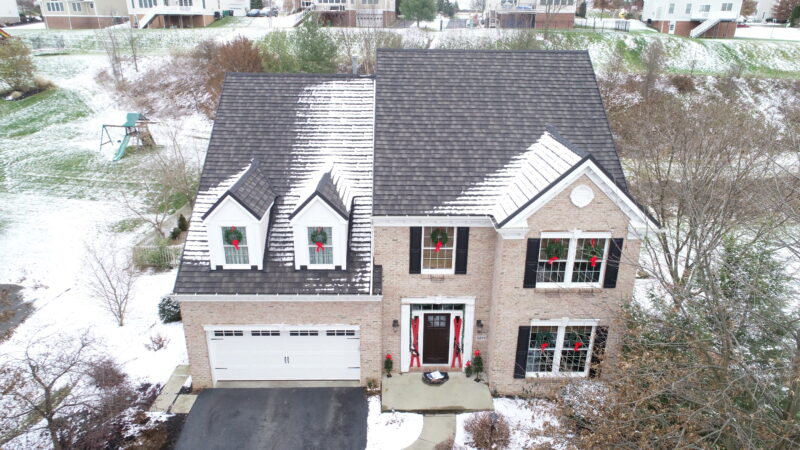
[423, 313, 450, 364]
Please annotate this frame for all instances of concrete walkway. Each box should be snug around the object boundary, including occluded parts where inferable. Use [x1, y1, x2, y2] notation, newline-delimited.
[404, 414, 456, 450]
[150, 365, 197, 414]
[382, 372, 493, 413]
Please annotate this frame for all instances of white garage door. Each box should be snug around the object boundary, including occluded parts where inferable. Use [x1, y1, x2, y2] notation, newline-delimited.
[207, 326, 360, 382]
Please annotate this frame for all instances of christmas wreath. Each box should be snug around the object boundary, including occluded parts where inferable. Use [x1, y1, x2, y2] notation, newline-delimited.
[224, 226, 243, 250]
[582, 239, 603, 267]
[310, 227, 328, 252]
[544, 239, 567, 264]
[430, 228, 449, 252]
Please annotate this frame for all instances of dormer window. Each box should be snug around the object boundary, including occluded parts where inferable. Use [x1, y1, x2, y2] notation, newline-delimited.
[308, 226, 333, 266]
[222, 226, 249, 265]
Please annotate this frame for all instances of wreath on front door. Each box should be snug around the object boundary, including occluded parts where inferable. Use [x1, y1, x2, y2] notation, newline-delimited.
[224, 226, 243, 250]
[310, 227, 328, 252]
[430, 227, 449, 253]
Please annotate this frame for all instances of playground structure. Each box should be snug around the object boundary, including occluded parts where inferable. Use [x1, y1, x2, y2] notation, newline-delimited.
[99, 113, 155, 161]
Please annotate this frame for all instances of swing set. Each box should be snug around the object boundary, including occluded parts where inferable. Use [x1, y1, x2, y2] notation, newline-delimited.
[99, 112, 155, 161]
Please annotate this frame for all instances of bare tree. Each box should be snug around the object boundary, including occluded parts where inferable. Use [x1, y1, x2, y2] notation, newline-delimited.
[0, 332, 99, 450]
[640, 40, 665, 101]
[86, 242, 139, 327]
[126, 29, 141, 73]
[97, 29, 123, 83]
[152, 126, 202, 209]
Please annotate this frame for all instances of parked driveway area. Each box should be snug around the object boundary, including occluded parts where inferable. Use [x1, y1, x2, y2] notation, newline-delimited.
[175, 387, 368, 450]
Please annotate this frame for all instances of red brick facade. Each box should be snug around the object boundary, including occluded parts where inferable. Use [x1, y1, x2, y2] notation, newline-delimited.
[498, 12, 574, 29]
[133, 14, 215, 28]
[44, 15, 125, 29]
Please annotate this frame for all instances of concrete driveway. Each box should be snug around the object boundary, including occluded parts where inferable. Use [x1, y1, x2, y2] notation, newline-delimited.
[175, 387, 368, 450]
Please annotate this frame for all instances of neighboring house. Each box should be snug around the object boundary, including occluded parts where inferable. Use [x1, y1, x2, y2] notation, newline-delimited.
[0, 0, 19, 25]
[173, 49, 657, 396]
[642, 0, 742, 37]
[41, 0, 129, 28]
[305, 0, 396, 27]
[128, 0, 248, 28]
[752, 0, 777, 21]
[485, 0, 576, 29]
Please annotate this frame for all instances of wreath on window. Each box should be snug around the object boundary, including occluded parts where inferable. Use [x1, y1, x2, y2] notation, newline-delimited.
[582, 239, 603, 267]
[430, 227, 449, 253]
[544, 239, 567, 264]
[310, 227, 328, 252]
[224, 226, 243, 250]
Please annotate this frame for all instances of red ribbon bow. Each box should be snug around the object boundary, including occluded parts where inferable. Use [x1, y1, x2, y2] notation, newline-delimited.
[590, 256, 598, 267]
[548, 256, 558, 264]
[232, 239, 240, 250]
[540, 342, 549, 351]
[434, 240, 443, 253]
[574, 341, 583, 351]
[316, 241, 324, 252]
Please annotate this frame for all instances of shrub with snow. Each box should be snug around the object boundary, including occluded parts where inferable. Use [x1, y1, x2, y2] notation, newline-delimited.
[158, 295, 181, 323]
[464, 411, 510, 450]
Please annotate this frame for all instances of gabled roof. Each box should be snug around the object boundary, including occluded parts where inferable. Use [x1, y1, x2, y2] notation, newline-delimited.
[175, 74, 376, 296]
[373, 49, 626, 216]
[289, 170, 349, 221]
[201, 159, 275, 220]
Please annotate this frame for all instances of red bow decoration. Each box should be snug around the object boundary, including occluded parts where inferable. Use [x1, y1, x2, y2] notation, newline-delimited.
[385, 354, 392, 360]
[474, 349, 480, 357]
[316, 241, 324, 252]
[574, 341, 583, 351]
[232, 239, 240, 250]
[590, 256, 598, 267]
[590, 238, 596, 247]
[435, 240, 443, 252]
[548, 256, 558, 264]
[540, 342, 549, 351]
[465, 361, 471, 367]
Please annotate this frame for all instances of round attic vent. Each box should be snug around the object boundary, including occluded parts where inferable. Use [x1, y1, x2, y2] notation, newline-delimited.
[570, 184, 594, 208]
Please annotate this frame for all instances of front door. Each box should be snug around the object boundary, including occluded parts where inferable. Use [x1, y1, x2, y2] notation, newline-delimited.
[423, 313, 450, 364]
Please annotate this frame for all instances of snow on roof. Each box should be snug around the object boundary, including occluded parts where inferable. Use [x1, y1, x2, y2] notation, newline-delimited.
[430, 131, 583, 224]
[175, 75, 376, 295]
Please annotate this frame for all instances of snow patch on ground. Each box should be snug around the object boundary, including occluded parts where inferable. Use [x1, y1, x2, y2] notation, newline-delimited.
[366, 396, 424, 450]
[455, 397, 563, 449]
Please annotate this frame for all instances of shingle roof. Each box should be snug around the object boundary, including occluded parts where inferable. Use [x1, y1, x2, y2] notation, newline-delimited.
[289, 170, 349, 221]
[372, 49, 626, 216]
[202, 159, 276, 220]
[174, 73, 376, 296]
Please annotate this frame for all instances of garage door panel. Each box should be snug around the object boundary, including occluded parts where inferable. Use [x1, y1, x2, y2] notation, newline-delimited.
[207, 326, 361, 382]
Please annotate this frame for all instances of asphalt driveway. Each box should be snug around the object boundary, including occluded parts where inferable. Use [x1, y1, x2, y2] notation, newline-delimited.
[175, 387, 368, 450]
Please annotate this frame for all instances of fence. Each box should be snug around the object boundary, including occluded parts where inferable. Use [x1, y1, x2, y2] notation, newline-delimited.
[133, 244, 183, 270]
[575, 17, 631, 32]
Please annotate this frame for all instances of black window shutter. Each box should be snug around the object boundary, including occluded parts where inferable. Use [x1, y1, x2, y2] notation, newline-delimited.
[409, 227, 422, 274]
[522, 238, 540, 288]
[454, 227, 469, 275]
[514, 326, 531, 378]
[589, 326, 608, 378]
[603, 238, 624, 288]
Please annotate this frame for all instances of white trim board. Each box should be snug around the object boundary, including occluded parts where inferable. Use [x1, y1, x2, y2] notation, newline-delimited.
[373, 216, 494, 227]
[176, 294, 382, 302]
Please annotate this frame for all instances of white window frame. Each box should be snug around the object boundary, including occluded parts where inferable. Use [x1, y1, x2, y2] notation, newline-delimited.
[721, 2, 732, 11]
[685, 3, 692, 13]
[71, 2, 82, 11]
[221, 225, 250, 268]
[307, 226, 335, 269]
[537, 231, 611, 289]
[668, 3, 674, 13]
[525, 318, 598, 378]
[699, 4, 710, 12]
[47, 2, 65, 11]
[421, 226, 457, 275]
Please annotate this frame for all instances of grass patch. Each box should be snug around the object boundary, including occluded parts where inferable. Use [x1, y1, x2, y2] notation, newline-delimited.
[207, 17, 246, 27]
[110, 218, 146, 233]
[0, 89, 92, 138]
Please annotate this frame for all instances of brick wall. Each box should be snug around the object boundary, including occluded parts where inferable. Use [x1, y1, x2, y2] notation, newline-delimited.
[487, 175, 640, 396]
[374, 227, 498, 364]
[651, 20, 737, 38]
[44, 15, 122, 29]
[181, 300, 382, 388]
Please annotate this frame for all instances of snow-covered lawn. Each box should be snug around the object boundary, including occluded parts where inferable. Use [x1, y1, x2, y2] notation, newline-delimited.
[455, 398, 564, 449]
[735, 24, 800, 41]
[366, 396, 424, 450]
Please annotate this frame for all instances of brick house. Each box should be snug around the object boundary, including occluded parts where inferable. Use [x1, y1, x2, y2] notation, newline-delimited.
[173, 49, 657, 395]
[642, 0, 742, 38]
[484, 0, 576, 29]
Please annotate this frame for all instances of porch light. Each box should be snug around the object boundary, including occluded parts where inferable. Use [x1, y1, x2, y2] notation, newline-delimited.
[392, 319, 399, 329]
[477, 320, 484, 329]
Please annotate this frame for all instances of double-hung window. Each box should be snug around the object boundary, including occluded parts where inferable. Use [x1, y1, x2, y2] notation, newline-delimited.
[221, 226, 249, 265]
[699, 4, 710, 12]
[422, 226, 456, 273]
[308, 226, 333, 266]
[46, 2, 65, 11]
[526, 320, 597, 377]
[685, 3, 692, 13]
[668, 3, 675, 13]
[537, 232, 609, 287]
[71, 2, 82, 11]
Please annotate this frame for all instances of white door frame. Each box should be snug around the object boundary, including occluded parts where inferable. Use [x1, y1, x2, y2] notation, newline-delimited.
[399, 297, 475, 372]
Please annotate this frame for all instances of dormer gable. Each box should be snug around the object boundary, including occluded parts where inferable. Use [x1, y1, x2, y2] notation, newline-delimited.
[201, 160, 275, 270]
[289, 169, 351, 270]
